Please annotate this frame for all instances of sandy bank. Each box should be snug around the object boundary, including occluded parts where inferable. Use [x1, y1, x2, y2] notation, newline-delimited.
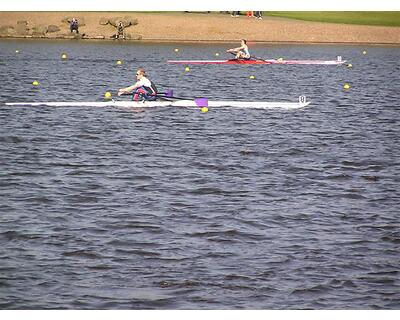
[1, 12, 400, 44]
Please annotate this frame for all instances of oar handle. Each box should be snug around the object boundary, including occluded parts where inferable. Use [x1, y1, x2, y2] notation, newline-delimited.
[250, 55, 266, 61]
[157, 95, 187, 100]
[159, 90, 202, 100]
[121, 90, 208, 107]
[228, 51, 265, 61]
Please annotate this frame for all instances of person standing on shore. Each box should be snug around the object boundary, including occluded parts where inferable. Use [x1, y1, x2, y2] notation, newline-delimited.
[226, 39, 251, 60]
[231, 11, 240, 17]
[254, 11, 262, 19]
[70, 18, 79, 34]
[118, 68, 158, 101]
[117, 21, 125, 39]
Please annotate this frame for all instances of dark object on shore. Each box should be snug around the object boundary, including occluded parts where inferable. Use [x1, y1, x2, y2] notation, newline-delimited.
[70, 18, 79, 34]
[117, 21, 125, 39]
[110, 22, 125, 40]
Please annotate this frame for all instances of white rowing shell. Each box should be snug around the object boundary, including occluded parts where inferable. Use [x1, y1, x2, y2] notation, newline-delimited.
[5, 97, 310, 109]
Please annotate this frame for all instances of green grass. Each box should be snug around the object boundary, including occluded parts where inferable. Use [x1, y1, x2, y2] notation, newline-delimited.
[98, 11, 400, 27]
[262, 12, 400, 27]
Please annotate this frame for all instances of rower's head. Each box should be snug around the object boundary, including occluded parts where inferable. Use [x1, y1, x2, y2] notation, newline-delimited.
[241, 39, 247, 45]
[136, 68, 145, 79]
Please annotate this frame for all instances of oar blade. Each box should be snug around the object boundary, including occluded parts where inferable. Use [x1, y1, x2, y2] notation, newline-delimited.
[194, 98, 208, 107]
[164, 89, 174, 98]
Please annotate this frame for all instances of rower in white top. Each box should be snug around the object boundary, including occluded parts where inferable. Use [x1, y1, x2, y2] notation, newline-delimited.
[226, 39, 251, 60]
[118, 68, 158, 101]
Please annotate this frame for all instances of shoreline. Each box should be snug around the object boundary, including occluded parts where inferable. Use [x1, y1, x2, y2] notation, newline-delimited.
[2, 37, 399, 47]
[1, 12, 400, 45]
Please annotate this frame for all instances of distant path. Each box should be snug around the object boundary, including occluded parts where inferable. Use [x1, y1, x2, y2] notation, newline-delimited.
[1, 12, 399, 44]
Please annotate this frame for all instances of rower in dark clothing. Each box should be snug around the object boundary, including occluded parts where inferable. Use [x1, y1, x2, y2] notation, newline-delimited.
[70, 18, 79, 34]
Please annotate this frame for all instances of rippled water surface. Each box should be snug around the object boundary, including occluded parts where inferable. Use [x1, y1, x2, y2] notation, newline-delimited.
[0, 39, 399, 309]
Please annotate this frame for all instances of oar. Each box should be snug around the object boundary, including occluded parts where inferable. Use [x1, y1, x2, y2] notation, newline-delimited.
[157, 89, 188, 100]
[227, 51, 239, 59]
[119, 89, 208, 108]
[159, 89, 174, 98]
[119, 90, 168, 99]
[159, 90, 208, 107]
[250, 55, 268, 62]
[228, 51, 266, 62]
[119, 89, 181, 100]
[194, 98, 208, 108]
[163, 95, 208, 108]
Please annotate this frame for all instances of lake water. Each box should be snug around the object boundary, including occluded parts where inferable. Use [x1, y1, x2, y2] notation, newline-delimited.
[0, 39, 399, 309]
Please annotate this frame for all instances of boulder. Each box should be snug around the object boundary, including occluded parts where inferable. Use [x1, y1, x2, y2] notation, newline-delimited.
[0, 25, 14, 36]
[99, 17, 109, 25]
[47, 25, 60, 33]
[125, 33, 142, 40]
[108, 16, 138, 28]
[108, 17, 124, 27]
[124, 16, 138, 27]
[31, 25, 48, 36]
[76, 17, 85, 26]
[16, 21, 29, 35]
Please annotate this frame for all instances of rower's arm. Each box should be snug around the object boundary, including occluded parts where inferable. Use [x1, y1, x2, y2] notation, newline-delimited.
[227, 45, 244, 52]
[118, 82, 139, 95]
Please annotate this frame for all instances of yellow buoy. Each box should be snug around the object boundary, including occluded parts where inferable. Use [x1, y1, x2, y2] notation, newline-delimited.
[362, 51, 367, 55]
[104, 92, 112, 99]
[249, 75, 256, 80]
[174, 48, 179, 52]
[347, 63, 353, 68]
[201, 107, 208, 113]
[343, 83, 350, 90]
[185, 66, 190, 72]
[116, 60, 122, 65]
[32, 80, 39, 86]
[15, 50, 20, 54]
[215, 53, 220, 56]
[61, 53, 67, 60]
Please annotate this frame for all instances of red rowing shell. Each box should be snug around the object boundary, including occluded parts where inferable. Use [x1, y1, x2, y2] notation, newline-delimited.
[167, 59, 346, 65]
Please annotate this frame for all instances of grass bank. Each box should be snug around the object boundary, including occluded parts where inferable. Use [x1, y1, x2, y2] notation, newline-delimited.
[263, 12, 400, 27]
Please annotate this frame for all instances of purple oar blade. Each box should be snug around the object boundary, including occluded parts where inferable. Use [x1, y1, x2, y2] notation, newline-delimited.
[194, 98, 208, 107]
[165, 89, 174, 97]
